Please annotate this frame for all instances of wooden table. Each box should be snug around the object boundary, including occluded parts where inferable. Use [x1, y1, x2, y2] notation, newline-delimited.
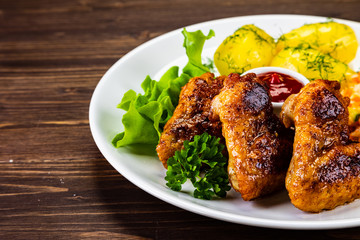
[1, 0, 360, 239]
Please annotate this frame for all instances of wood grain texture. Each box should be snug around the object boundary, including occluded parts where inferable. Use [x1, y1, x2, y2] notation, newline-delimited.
[1, 0, 360, 239]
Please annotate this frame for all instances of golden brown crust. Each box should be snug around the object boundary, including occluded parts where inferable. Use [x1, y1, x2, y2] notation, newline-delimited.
[156, 72, 225, 168]
[350, 122, 360, 142]
[211, 73, 293, 201]
[280, 79, 360, 212]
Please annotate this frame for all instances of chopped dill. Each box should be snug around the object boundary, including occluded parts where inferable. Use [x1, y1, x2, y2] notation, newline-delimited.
[305, 52, 335, 80]
[223, 24, 273, 46]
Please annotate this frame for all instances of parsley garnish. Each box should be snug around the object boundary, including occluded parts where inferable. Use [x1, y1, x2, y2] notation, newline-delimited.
[165, 133, 230, 200]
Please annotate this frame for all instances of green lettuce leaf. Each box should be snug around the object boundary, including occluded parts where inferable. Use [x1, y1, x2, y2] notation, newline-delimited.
[112, 28, 214, 147]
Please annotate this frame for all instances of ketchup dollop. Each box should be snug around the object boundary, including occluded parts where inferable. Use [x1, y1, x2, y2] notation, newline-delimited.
[257, 72, 304, 102]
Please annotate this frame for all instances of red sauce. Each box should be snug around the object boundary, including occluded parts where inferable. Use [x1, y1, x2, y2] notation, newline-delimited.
[257, 72, 304, 103]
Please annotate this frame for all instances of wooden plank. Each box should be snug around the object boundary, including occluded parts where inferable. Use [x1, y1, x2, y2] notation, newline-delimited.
[1, 0, 360, 239]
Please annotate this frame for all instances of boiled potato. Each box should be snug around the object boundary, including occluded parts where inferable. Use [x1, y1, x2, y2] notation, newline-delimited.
[270, 47, 355, 81]
[276, 21, 358, 63]
[214, 24, 275, 75]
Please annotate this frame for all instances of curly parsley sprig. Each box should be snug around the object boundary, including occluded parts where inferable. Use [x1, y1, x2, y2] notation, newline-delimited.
[165, 133, 230, 200]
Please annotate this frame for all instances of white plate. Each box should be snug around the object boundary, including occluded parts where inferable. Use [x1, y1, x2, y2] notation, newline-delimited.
[89, 14, 360, 230]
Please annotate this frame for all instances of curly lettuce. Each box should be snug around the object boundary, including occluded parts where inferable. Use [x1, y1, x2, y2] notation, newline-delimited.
[112, 28, 215, 147]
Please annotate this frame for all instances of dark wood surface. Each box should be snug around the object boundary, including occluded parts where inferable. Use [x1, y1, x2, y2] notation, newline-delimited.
[2, 0, 360, 239]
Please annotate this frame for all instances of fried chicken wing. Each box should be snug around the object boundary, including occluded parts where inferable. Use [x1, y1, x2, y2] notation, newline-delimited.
[156, 72, 225, 168]
[280, 79, 360, 212]
[211, 73, 293, 200]
[350, 121, 360, 142]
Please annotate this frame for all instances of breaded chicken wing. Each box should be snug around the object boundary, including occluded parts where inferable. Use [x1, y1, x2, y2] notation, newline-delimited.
[156, 72, 225, 168]
[211, 73, 293, 201]
[350, 123, 360, 142]
[280, 79, 360, 212]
